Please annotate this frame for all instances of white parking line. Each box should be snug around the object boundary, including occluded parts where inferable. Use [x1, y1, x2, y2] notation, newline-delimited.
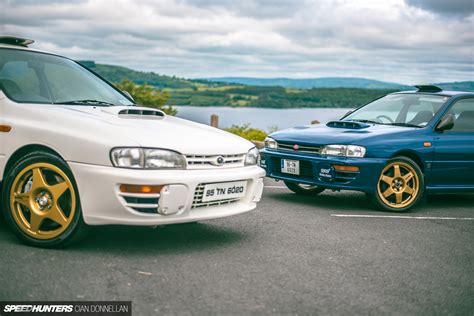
[331, 214, 474, 220]
[264, 186, 287, 189]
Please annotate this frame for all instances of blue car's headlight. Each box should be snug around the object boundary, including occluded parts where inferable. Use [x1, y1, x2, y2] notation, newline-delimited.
[111, 148, 187, 169]
[321, 145, 366, 158]
[264, 137, 278, 149]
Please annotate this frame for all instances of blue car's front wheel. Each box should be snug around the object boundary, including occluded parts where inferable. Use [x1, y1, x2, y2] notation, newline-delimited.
[370, 157, 425, 212]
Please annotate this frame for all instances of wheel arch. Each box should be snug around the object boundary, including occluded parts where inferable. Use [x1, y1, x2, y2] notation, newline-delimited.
[3, 144, 67, 182]
[390, 150, 425, 173]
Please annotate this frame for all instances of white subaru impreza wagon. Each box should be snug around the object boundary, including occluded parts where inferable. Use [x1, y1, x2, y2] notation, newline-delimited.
[0, 36, 265, 247]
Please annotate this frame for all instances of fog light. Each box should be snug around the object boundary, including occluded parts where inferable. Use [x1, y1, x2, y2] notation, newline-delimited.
[333, 165, 359, 172]
[119, 184, 163, 194]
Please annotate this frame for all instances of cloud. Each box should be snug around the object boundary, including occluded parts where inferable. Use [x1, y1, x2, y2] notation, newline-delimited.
[0, 0, 472, 84]
[179, 0, 308, 18]
[405, 0, 474, 16]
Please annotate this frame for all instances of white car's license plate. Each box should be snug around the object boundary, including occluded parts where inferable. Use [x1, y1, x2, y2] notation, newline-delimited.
[281, 159, 300, 175]
[202, 180, 247, 202]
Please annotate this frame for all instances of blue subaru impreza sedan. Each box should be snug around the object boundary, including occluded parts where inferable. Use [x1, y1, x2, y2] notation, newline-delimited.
[260, 86, 474, 212]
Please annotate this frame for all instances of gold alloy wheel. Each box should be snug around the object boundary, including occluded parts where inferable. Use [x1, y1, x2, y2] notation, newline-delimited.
[377, 161, 419, 209]
[9, 162, 76, 240]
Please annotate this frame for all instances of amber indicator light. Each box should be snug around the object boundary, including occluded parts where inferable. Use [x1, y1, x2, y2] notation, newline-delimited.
[333, 165, 360, 172]
[0, 125, 12, 133]
[120, 184, 163, 194]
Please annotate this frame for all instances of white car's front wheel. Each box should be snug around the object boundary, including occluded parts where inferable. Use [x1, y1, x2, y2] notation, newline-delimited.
[2, 151, 89, 248]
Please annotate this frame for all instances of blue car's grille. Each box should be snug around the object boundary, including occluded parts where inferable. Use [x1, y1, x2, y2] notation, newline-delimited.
[277, 142, 321, 154]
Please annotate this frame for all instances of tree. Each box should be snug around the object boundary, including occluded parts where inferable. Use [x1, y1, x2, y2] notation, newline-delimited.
[116, 79, 177, 115]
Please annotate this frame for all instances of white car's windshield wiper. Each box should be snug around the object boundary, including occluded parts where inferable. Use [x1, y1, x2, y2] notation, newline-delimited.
[57, 99, 115, 106]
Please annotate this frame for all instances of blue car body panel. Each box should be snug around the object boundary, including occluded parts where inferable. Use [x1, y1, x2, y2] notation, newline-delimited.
[261, 91, 474, 194]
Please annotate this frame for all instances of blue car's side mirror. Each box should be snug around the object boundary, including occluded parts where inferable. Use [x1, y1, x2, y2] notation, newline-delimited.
[435, 114, 455, 132]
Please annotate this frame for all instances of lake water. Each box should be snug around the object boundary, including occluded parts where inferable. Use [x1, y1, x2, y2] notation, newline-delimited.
[175, 106, 351, 131]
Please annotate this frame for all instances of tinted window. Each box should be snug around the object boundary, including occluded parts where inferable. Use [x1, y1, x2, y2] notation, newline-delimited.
[0, 48, 133, 106]
[445, 99, 474, 132]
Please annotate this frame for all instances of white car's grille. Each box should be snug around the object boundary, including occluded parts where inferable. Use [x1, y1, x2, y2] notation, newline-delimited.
[186, 154, 246, 169]
[192, 184, 241, 208]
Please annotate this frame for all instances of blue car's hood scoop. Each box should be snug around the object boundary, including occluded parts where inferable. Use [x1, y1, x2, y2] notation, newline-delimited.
[326, 121, 370, 129]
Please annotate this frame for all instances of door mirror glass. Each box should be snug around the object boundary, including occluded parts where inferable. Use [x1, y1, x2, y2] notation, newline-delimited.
[435, 114, 455, 131]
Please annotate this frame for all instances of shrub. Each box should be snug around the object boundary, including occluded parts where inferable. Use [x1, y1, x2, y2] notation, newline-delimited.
[115, 79, 177, 115]
[224, 124, 268, 141]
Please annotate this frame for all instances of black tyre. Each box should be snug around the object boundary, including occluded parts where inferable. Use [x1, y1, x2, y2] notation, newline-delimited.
[368, 156, 425, 212]
[2, 151, 89, 248]
[284, 181, 325, 196]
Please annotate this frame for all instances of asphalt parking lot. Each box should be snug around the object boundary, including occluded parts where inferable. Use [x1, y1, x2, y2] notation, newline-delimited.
[1, 178, 473, 315]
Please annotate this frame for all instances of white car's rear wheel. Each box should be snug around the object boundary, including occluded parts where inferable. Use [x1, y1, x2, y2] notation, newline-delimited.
[2, 152, 89, 247]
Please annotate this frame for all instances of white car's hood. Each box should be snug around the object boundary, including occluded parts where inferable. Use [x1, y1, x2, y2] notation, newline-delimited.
[51, 105, 254, 155]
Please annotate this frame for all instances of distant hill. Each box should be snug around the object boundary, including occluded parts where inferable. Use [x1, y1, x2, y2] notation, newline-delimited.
[78, 61, 197, 89]
[77, 61, 473, 108]
[203, 77, 412, 90]
[435, 81, 474, 92]
[204, 77, 474, 92]
[79, 61, 473, 92]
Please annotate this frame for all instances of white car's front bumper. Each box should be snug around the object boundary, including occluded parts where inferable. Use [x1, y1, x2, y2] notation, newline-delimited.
[69, 162, 266, 226]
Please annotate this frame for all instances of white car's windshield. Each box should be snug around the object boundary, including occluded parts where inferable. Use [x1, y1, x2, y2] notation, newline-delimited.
[344, 94, 449, 127]
[0, 48, 134, 106]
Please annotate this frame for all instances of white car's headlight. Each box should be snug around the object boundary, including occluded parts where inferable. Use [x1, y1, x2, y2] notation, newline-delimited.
[111, 148, 187, 169]
[245, 147, 259, 166]
[264, 137, 278, 149]
[321, 145, 366, 158]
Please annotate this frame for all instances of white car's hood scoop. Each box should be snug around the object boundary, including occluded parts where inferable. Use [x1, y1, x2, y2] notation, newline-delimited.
[101, 106, 165, 119]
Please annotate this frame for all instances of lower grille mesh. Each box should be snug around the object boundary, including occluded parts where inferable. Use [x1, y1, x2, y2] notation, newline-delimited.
[119, 193, 160, 214]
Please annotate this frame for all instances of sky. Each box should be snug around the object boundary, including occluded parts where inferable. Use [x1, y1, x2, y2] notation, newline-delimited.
[0, 0, 473, 84]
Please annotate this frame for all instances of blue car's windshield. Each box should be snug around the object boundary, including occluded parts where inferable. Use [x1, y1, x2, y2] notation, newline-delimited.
[0, 48, 134, 106]
[344, 94, 449, 127]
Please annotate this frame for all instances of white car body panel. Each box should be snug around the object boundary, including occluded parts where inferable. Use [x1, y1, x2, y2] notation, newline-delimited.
[0, 44, 265, 226]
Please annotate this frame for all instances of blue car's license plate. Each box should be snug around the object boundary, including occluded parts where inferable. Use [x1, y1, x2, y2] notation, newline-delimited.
[281, 159, 300, 175]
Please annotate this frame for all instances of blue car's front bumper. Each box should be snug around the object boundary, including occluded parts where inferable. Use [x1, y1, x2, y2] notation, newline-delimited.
[260, 149, 388, 193]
